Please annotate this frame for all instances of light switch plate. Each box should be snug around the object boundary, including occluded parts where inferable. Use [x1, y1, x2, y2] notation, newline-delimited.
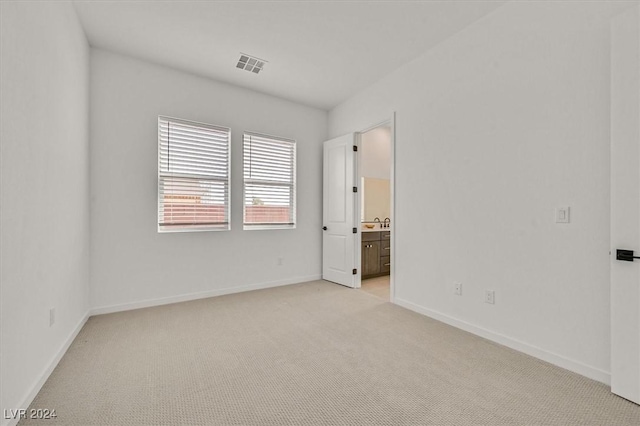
[556, 206, 570, 223]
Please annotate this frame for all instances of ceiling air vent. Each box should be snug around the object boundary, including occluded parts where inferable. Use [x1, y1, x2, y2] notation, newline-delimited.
[236, 53, 267, 74]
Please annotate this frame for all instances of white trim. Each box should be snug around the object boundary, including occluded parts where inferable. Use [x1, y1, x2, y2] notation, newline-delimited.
[4, 311, 90, 426]
[158, 115, 231, 133]
[243, 224, 296, 231]
[359, 117, 393, 134]
[389, 113, 396, 303]
[394, 297, 611, 385]
[243, 130, 295, 144]
[90, 275, 321, 316]
[354, 132, 362, 288]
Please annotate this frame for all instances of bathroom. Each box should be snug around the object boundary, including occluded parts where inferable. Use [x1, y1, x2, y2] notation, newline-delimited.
[359, 123, 392, 300]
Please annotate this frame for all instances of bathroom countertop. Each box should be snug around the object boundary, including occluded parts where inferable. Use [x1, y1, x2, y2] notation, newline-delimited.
[361, 226, 391, 233]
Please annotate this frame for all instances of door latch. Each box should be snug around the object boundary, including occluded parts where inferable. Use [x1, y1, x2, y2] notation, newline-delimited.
[616, 249, 640, 262]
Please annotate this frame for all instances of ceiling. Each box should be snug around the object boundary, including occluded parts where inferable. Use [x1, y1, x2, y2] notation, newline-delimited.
[73, 0, 507, 110]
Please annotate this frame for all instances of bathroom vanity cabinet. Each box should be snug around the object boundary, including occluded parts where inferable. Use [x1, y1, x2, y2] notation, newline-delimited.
[361, 231, 391, 278]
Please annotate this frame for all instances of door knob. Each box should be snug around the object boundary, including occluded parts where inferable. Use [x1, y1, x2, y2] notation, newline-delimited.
[616, 249, 640, 262]
[322, 226, 327, 231]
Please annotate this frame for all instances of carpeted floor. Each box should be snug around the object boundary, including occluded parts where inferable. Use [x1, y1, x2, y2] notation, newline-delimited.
[22, 280, 640, 425]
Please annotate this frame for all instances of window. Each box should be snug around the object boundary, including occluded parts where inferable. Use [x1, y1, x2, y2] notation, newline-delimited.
[243, 132, 296, 229]
[158, 116, 230, 232]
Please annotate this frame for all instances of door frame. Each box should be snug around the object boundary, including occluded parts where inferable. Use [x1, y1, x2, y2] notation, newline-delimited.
[355, 113, 396, 302]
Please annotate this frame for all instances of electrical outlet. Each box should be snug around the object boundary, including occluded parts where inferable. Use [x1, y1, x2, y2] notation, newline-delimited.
[454, 282, 462, 296]
[485, 290, 495, 304]
[49, 308, 56, 326]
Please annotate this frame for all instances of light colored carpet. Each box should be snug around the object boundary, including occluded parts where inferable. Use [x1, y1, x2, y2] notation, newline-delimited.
[22, 280, 640, 425]
[360, 275, 390, 300]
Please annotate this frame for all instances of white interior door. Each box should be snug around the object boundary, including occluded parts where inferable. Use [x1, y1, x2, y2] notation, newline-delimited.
[322, 133, 357, 287]
[611, 5, 640, 405]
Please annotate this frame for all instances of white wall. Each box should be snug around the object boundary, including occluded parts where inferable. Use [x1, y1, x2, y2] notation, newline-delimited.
[360, 126, 391, 180]
[330, 1, 632, 383]
[0, 1, 90, 422]
[90, 50, 327, 311]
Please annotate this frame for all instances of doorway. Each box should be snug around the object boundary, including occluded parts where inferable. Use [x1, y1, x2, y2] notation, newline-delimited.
[357, 121, 393, 301]
[321, 115, 396, 302]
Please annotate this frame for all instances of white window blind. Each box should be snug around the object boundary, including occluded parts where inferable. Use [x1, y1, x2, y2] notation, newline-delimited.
[158, 116, 230, 232]
[243, 132, 296, 229]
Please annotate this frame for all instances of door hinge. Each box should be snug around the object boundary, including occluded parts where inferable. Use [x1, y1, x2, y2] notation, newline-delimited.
[353, 145, 358, 152]
[353, 268, 357, 275]
[353, 186, 357, 193]
[352, 227, 357, 234]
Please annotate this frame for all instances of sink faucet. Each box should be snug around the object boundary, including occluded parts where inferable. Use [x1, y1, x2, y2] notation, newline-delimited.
[384, 217, 390, 228]
[374, 217, 381, 228]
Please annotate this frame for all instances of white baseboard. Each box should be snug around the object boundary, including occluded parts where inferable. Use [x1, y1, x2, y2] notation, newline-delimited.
[90, 274, 322, 316]
[3, 311, 90, 426]
[394, 297, 611, 385]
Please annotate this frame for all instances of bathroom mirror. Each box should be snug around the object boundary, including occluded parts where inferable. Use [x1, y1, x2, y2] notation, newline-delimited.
[361, 177, 390, 222]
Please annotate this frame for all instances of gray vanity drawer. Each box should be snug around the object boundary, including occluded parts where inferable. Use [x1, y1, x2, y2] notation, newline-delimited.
[380, 256, 391, 273]
[362, 232, 380, 242]
[381, 231, 391, 240]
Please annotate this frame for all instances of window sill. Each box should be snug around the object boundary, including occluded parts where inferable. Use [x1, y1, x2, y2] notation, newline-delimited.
[158, 225, 230, 233]
[243, 224, 296, 231]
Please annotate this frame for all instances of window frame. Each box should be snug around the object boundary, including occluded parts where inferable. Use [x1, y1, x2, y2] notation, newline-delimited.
[157, 116, 231, 233]
[242, 131, 297, 231]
